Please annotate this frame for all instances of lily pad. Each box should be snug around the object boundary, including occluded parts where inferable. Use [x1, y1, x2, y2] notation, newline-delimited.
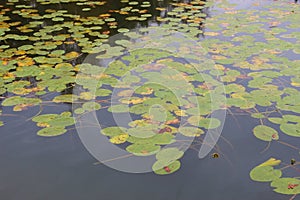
[253, 125, 279, 142]
[250, 166, 282, 182]
[271, 178, 300, 195]
[101, 126, 128, 137]
[2, 96, 41, 107]
[127, 133, 174, 145]
[127, 126, 157, 138]
[37, 127, 67, 137]
[178, 126, 204, 137]
[153, 160, 181, 175]
[82, 102, 101, 111]
[126, 143, 160, 156]
[109, 134, 129, 144]
[108, 104, 129, 113]
[156, 148, 184, 162]
[280, 123, 300, 137]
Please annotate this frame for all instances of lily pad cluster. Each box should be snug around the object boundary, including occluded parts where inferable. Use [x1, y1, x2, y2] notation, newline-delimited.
[198, 2, 300, 141]
[155, 0, 211, 38]
[250, 158, 300, 196]
[199, 1, 300, 198]
[0, 0, 300, 185]
[72, 26, 225, 174]
[32, 112, 75, 136]
[152, 148, 184, 175]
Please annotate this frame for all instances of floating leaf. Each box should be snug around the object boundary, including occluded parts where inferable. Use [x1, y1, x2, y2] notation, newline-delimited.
[53, 95, 79, 103]
[63, 51, 80, 60]
[37, 127, 67, 137]
[32, 114, 59, 123]
[117, 28, 130, 33]
[2, 96, 41, 107]
[250, 166, 282, 182]
[48, 117, 75, 127]
[178, 126, 204, 137]
[199, 118, 221, 129]
[259, 158, 281, 167]
[127, 126, 157, 138]
[268, 118, 284, 124]
[153, 160, 181, 175]
[253, 125, 279, 142]
[109, 134, 129, 144]
[101, 127, 127, 137]
[108, 104, 129, 113]
[82, 102, 101, 111]
[156, 148, 184, 162]
[126, 143, 160, 156]
[82, 8, 91, 12]
[280, 123, 300, 137]
[271, 178, 300, 195]
[127, 133, 174, 145]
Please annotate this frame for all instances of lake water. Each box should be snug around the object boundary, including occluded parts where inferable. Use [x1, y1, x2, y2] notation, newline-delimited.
[1, 0, 300, 199]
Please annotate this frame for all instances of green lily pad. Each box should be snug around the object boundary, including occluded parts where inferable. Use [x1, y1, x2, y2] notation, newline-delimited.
[127, 126, 157, 138]
[101, 127, 128, 137]
[117, 28, 130, 33]
[271, 178, 300, 195]
[178, 126, 204, 137]
[282, 115, 300, 123]
[251, 113, 265, 119]
[82, 8, 91, 11]
[250, 166, 282, 182]
[280, 123, 300, 137]
[37, 127, 67, 137]
[127, 133, 174, 145]
[108, 104, 129, 113]
[126, 143, 160, 156]
[199, 118, 221, 129]
[253, 125, 279, 142]
[156, 147, 184, 162]
[95, 89, 111, 97]
[48, 117, 75, 127]
[153, 160, 181, 175]
[82, 102, 101, 111]
[268, 117, 284, 124]
[32, 114, 59, 123]
[74, 108, 85, 115]
[2, 96, 41, 107]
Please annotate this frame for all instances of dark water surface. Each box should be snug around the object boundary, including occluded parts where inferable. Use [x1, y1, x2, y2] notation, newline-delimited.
[2, 110, 297, 200]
